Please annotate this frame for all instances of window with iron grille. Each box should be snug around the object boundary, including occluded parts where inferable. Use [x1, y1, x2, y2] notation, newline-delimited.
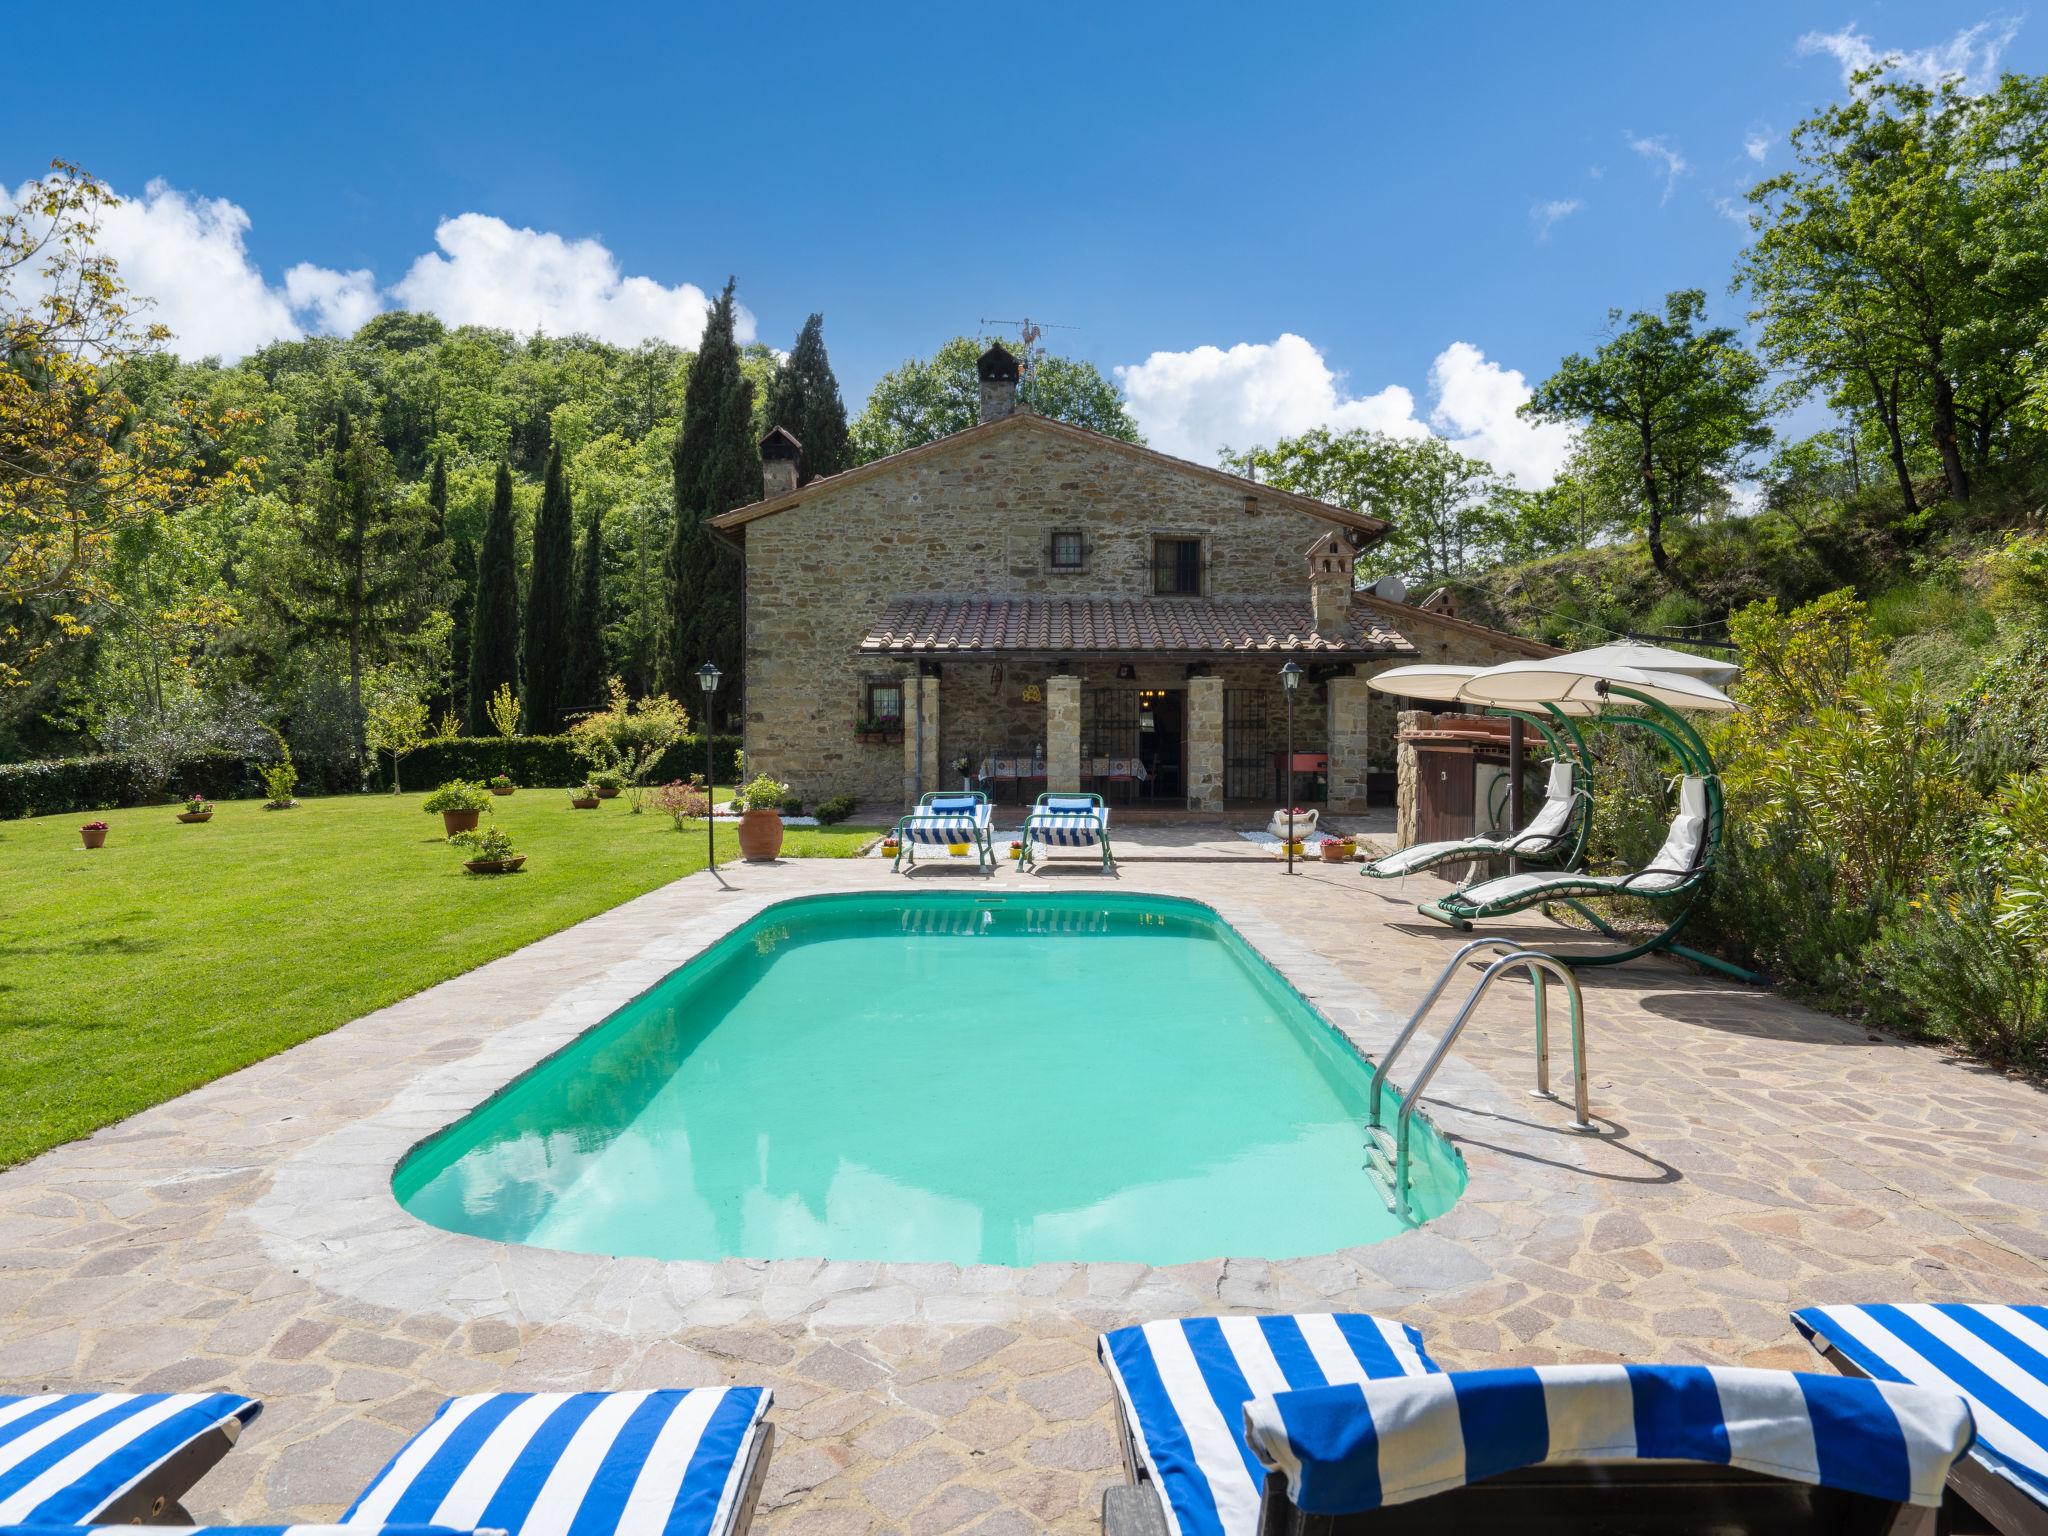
[1049, 529, 1085, 571]
[1152, 536, 1202, 595]
[863, 679, 903, 724]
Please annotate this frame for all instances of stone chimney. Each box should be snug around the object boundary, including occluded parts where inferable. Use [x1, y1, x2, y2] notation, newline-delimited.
[760, 425, 802, 499]
[1306, 530, 1357, 636]
[977, 342, 1020, 423]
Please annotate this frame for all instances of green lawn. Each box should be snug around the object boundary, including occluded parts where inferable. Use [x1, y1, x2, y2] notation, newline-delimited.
[0, 793, 882, 1167]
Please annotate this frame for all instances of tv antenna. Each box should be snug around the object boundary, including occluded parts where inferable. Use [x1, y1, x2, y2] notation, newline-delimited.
[979, 315, 1079, 385]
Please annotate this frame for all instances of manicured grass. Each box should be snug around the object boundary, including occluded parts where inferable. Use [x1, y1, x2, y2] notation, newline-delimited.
[0, 793, 882, 1167]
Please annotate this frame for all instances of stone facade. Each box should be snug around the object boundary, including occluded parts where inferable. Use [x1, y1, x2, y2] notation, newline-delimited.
[726, 414, 1548, 810]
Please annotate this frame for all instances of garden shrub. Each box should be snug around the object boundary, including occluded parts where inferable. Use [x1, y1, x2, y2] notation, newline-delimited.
[815, 794, 856, 825]
[370, 733, 741, 791]
[1869, 872, 2048, 1069]
[0, 751, 257, 819]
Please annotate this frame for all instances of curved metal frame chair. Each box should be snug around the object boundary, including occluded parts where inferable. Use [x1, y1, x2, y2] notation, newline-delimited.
[1419, 682, 1730, 970]
[891, 790, 997, 873]
[1020, 791, 1115, 873]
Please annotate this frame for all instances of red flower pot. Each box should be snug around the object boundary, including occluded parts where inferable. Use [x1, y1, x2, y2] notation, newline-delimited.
[80, 826, 107, 849]
[736, 809, 784, 862]
[441, 808, 482, 836]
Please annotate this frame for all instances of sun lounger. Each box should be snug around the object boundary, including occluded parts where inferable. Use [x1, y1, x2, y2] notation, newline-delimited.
[1364, 760, 1585, 879]
[1795, 1302, 2048, 1536]
[891, 792, 996, 873]
[1021, 793, 1114, 872]
[1097, 1313, 1438, 1536]
[0, 1390, 261, 1524]
[1238, 1363, 1974, 1534]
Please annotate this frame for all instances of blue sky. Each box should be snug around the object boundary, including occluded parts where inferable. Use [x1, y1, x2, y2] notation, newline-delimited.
[3, 2, 2035, 477]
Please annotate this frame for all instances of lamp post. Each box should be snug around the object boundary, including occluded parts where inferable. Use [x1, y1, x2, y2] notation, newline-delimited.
[695, 662, 721, 871]
[1280, 661, 1302, 874]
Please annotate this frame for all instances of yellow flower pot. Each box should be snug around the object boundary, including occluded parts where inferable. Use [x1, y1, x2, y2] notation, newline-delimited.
[947, 842, 970, 856]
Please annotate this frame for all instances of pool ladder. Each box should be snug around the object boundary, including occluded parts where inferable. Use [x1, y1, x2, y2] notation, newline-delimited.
[1365, 937, 1596, 1220]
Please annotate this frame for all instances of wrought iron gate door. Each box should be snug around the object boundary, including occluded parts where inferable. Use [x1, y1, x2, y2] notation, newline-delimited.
[1083, 688, 1139, 762]
[1224, 688, 1272, 802]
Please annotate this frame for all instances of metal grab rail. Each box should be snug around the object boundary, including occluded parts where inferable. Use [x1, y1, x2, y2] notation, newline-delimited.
[1366, 940, 1595, 1219]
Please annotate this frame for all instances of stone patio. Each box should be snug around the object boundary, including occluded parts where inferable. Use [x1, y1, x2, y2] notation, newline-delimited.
[3, 832, 2044, 1535]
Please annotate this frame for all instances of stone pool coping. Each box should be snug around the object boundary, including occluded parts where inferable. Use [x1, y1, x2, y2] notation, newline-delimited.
[244, 870, 1585, 1332]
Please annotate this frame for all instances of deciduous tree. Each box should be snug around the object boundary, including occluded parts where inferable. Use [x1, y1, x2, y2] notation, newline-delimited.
[848, 336, 1142, 462]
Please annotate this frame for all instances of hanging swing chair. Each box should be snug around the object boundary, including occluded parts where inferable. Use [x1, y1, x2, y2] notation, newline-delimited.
[1360, 664, 1597, 881]
[1377, 651, 1750, 977]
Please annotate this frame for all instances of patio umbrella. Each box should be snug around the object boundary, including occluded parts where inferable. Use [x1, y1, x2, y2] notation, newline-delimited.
[1363, 663, 1486, 703]
[1459, 655, 1738, 714]
[1559, 640, 1740, 686]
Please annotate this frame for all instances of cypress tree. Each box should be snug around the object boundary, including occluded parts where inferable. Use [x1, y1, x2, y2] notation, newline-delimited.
[665, 277, 758, 716]
[522, 444, 575, 734]
[566, 503, 605, 716]
[427, 452, 465, 719]
[466, 461, 520, 733]
[764, 313, 850, 483]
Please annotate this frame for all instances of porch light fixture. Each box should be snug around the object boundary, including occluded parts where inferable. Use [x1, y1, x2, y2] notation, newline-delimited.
[696, 662, 721, 870]
[1280, 661, 1303, 874]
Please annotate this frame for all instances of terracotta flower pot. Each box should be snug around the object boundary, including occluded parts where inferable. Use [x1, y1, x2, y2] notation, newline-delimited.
[490, 785, 516, 796]
[596, 786, 620, 799]
[80, 826, 107, 849]
[463, 855, 527, 874]
[177, 811, 213, 823]
[441, 808, 482, 836]
[736, 808, 784, 862]
[571, 796, 600, 809]
[1320, 838, 1348, 862]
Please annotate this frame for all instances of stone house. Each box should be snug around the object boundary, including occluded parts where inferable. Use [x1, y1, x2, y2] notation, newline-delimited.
[709, 344, 1553, 812]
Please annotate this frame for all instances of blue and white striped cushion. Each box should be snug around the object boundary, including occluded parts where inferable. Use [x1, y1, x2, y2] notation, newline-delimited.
[1244, 1365, 1975, 1515]
[1099, 1314, 1437, 1536]
[1794, 1302, 2048, 1508]
[2, 1528, 494, 1536]
[904, 817, 983, 845]
[342, 1389, 770, 1536]
[0, 1392, 261, 1524]
[1028, 813, 1103, 846]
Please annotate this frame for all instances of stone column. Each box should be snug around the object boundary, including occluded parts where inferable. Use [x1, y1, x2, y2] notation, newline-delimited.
[1394, 708, 1431, 849]
[1045, 676, 1082, 793]
[903, 672, 940, 807]
[1326, 675, 1373, 814]
[1186, 675, 1224, 811]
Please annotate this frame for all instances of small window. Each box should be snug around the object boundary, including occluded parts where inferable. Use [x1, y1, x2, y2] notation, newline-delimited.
[864, 680, 904, 724]
[1049, 529, 1085, 571]
[1152, 536, 1203, 595]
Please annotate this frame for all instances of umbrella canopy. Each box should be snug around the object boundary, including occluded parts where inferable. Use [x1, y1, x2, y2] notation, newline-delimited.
[1459, 656, 1738, 714]
[1364, 663, 1486, 703]
[1562, 640, 1740, 686]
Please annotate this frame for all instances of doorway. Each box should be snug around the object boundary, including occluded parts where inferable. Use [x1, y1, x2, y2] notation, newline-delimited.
[1138, 687, 1184, 800]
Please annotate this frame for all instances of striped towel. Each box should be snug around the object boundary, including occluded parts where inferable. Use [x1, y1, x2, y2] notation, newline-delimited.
[1099, 1314, 1436, 1536]
[342, 1389, 770, 1536]
[0, 1392, 261, 1525]
[1794, 1302, 2048, 1509]
[1027, 812, 1104, 846]
[1, 1529, 499, 1536]
[1244, 1365, 1974, 1515]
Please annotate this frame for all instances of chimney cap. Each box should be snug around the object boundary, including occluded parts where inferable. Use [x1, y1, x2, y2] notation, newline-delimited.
[977, 342, 1021, 383]
[760, 425, 802, 461]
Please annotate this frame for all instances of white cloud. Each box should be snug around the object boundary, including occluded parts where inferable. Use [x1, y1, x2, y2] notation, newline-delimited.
[1743, 132, 1771, 163]
[1714, 195, 1755, 232]
[390, 213, 754, 349]
[4, 174, 749, 360]
[1115, 334, 1573, 489]
[1797, 16, 2022, 91]
[1530, 197, 1584, 240]
[283, 263, 381, 336]
[1627, 134, 1690, 203]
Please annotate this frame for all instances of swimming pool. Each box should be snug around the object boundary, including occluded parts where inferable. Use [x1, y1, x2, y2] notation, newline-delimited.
[394, 892, 1464, 1266]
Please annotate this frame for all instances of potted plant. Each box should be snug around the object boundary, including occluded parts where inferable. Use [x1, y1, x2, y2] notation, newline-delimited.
[451, 824, 526, 874]
[591, 769, 625, 800]
[855, 717, 878, 745]
[423, 779, 493, 836]
[880, 834, 901, 856]
[568, 783, 602, 809]
[176, 794, 214, 824]
[1009, 839, 1024, 861]
[80, 819, 109, 850]
[1320, 835, 1349, 863]
[734, 772, 791, 861]
[489, 773, 517, 797]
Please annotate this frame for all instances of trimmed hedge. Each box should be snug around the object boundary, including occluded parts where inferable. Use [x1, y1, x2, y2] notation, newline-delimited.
[371, 734, 744, 792]
[0, 752, 259, 820]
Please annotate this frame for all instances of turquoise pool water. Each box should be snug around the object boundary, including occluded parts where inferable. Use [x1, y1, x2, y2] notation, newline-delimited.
[394, 893, 1464, 1266]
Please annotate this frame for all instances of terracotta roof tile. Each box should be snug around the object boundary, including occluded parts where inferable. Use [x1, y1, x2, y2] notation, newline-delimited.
[857, 597, 1415, 657]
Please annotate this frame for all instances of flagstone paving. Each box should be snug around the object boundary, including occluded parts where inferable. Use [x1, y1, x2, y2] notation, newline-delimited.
[3, 840, 2044, 1535]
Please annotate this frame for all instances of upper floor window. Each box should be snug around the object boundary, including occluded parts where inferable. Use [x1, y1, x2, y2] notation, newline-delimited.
[1049, 529, 1085, 571]
[1152, 536, 1203, 596]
